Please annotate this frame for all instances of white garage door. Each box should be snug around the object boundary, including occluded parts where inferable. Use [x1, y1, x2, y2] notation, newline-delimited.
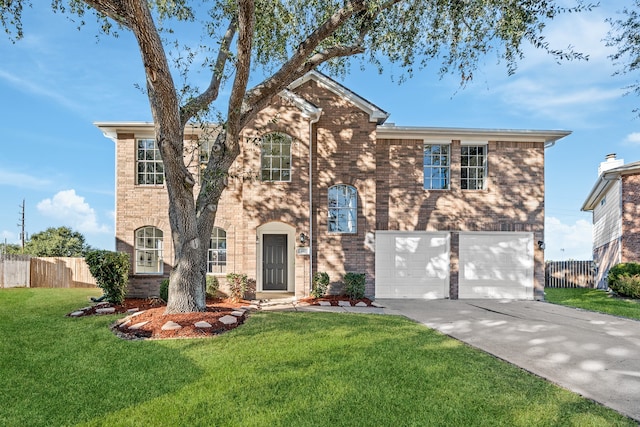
[375, 231, 450, 299]
[458, 232, 534, 299]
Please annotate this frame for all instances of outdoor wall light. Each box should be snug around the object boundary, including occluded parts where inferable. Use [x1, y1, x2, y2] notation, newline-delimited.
[299, 232, 308, 245]
[537, 240, 545, 250]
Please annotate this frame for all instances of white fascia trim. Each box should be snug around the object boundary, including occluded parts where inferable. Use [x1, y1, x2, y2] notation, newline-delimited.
[289, 70, 389, 124]
[377, 125, 571, 144]
[581, 162, 640, 211]
[94, 122, 217, 141]
[278, 89, 322, 121]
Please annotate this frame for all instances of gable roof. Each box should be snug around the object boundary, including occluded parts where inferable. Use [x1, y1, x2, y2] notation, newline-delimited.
[582, 160, 640, 211]
[288, 70, 389, 124]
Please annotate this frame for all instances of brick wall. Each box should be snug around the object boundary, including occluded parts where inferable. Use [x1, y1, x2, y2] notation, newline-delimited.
[621, 174, 640, 264]
[376, 139, 546, 298]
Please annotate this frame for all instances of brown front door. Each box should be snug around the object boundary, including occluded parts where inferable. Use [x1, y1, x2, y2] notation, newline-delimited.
[263, 234, 288, 290]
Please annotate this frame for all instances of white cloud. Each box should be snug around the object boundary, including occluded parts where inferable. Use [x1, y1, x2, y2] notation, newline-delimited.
[544, 216, 593, 261]
[623, 132, 640, 145]
[1, 230, 18, 244]
[37, 189, 111, 235]
[0, 168, 51, 189]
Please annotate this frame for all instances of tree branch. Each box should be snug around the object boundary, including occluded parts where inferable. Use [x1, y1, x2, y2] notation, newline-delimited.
[80, 0, 132, 28]
[180, 17, 238, 127]
[242, 0, 368, 116]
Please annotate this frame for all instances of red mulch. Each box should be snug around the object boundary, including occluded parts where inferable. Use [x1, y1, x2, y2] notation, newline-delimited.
[68, 298, 251, 340]
[68, 295, 375, 340]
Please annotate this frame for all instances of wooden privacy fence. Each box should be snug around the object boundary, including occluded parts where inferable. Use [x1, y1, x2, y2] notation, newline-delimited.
[545, 260, 595, 289]
[0, 255, 97, 289]
[0, 254, 31, 288]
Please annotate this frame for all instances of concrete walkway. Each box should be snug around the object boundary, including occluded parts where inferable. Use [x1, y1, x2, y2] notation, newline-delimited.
[377, 299, 640, 422]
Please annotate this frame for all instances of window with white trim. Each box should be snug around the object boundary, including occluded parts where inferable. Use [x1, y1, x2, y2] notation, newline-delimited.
[135, 226, 163, 274]
[136, 139, 164, 185]
[423, 143, 450, 190]
[461, 145, 487, 190]
[328, 185, 357, 233]
[261, 132, 292, 182]
[208, 227, 227, 274]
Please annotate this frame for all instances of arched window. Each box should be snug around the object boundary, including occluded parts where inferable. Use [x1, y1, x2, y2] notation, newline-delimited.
[261, 132, 292, 182]
[328, 185, 357, 233]
[135, 226, 163, 274]
[208, 227, 227, 274]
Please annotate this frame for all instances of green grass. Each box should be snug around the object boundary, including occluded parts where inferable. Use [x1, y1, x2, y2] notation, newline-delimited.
[0, 288, 635, 427]
[545, 288, 640, 320]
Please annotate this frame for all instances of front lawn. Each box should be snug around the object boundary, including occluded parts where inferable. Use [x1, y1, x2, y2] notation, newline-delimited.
[0, 288, 634, 426]
[545, 288, 640, 320]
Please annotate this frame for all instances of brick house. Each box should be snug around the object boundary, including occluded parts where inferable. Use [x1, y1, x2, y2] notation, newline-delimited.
[582, 154, 640, 289]
[96, 71, 569, 300]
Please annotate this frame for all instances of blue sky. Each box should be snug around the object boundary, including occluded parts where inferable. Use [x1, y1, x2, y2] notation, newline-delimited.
[0, 2, 638, 260]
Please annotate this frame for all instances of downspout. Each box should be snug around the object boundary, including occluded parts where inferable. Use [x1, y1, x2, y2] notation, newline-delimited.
[309, 113, 320, 295]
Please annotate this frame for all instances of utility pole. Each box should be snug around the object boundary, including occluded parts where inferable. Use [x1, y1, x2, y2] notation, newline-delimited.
[18, 199, 25, 254]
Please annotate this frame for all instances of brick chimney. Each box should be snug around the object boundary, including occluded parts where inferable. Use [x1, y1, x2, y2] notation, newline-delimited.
[598, 153, 624, 176]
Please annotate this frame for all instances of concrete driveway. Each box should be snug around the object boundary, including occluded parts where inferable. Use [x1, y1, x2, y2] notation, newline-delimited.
[377, 299, 640, 422]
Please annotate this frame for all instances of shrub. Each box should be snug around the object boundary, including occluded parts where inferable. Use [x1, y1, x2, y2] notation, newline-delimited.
[85, 250, 130, 305]
[343, 272, 366, 300]
[311, 272, 330, 298]
[159, 279, 169, 302]
[226, 273, 248, 302]
[608, 263, 640, 298]
[206, 275, 219, 298]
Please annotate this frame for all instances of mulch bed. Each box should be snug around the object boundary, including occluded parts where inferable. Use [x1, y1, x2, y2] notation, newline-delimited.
[68, 295, 375, 340]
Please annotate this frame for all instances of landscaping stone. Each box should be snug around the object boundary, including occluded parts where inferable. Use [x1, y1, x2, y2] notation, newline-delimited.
[127, 308, 139, 313]
[194, 321, 212, 328]
[129, 310, 146, 317]
[70, 311, 84, 317]
[318, 301, 331, 306]
[129, 321, 150, 330]
[161, 321, 182, 331]
[231, 310, 244, 317]
[355, 302, 368, 307]
[338, 301, 352, 307]
[371, 302, 384, 308]
[95, 307, 116, 314]
[219, 315, 237, 325]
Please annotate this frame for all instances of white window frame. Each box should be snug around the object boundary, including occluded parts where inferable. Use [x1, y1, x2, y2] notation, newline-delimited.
[207, 227, 227, 274]
[261, 132, 292, 182]
[328, 184, 357, 234]
[460, 141, 488, 190]
[423, 141, 451, 190]
[135, 226, 164, 274]
[136, 138, 164, 186]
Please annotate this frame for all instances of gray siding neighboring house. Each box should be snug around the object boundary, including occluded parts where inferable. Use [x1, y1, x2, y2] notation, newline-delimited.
[582, 154, 640, 288]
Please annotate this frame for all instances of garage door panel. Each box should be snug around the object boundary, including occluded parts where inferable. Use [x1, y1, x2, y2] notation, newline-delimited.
[376, 231, 450, 299]
[459, 233, 534, 300]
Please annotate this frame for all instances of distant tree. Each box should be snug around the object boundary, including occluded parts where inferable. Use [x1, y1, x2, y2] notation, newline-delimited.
[0, 242, 22, 255]
[24, 226, 91, 257]
[608, 0, 640, 115]
[1, 1, 594, 313]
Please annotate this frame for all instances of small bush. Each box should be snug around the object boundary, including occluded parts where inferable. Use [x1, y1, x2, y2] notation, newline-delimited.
[85, 250, 130, 305]
[159, 279, 169, 302]
[226, 273, 248, 302]
[311, 272, 330, 298]
[608, 263, 640, 298]
[206, 275, 219, 297]
[343, 272, 366, 300]
[612, 274, 640, 299]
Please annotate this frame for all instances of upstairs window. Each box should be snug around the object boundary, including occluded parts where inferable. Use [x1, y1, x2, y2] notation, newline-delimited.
[328, 185, 357, 233]
[135, 226, 163, 274]
[423, 143, 450, 190]
[261, 133, 292, 182]
[461, 145, 487, 190]
[208, 227, 227, 274]
[137, 139, 164, 185]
